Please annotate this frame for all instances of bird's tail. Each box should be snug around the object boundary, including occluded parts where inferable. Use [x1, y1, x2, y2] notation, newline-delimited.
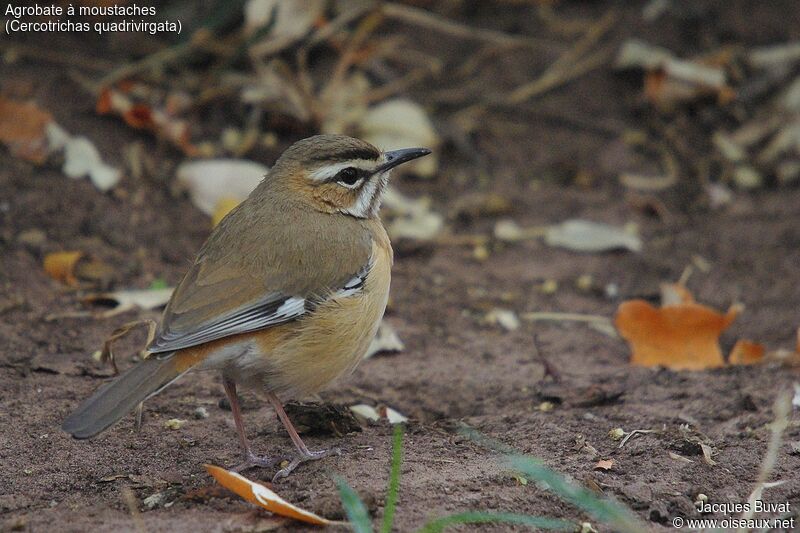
[62, 352, 196, 439]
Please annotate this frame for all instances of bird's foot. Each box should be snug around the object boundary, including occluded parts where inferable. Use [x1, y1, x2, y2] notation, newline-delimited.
[272, 447, 341, 482]
[232, 451, 286, 473]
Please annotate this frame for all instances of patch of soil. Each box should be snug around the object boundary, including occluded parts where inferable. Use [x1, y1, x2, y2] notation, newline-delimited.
[2, 1, 800, 532]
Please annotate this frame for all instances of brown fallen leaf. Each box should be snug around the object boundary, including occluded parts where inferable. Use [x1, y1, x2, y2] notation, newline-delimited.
[729, 339, 766, 365]
[0, 96, 53, 163]
[97, 83, 197, 156]
[205, 465, 331, 526]
[615, 288, 741, 370]
[43, 251, 84, 286]
[594, 459, 614, 471]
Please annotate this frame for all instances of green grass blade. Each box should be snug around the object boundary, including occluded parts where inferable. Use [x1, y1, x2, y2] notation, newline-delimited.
[418, 511, 573, 533]
[506, 455, 644, 533]
[335, 476, 374, 533]
[381, 424, 405, 533]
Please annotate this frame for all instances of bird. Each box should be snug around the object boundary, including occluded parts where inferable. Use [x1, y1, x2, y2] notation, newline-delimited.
[62, 134, 431, 480]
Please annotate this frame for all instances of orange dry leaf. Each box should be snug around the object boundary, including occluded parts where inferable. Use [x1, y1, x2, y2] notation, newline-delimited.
[0, 96, 53, 163]
[728, 339, 765, 365]
[43, 251, 84, 286]
[205, 465, 331, 526]
[615, 297, 741, 371]
[96, 84, 198, 156]
[594, 459, 614, 471]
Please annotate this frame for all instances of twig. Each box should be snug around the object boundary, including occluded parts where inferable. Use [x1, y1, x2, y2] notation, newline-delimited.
[0, 43, 114, 71]
[507, 44, 615, 104]
[365, 67, 431, 104]
[322, 10, 384, 104]
[305, 2, 377, 49]
[531, 334, 560, 382]
[380, 3, 559, 52]
[506, 10, 617, 104]
[101, 318, 158, 375]
[619, 429, 657, 448]
[121, 487, 147, 533]
[522, 312, 613, 325]
[738, 391, 792, 531]
[95, 30, 214, 91]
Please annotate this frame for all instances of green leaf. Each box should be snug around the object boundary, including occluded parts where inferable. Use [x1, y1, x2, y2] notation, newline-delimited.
[335, 476, 373, 533]
[506, 455, 643, 533]
[418, 511, 573, 533]
[148, 278, 169, 290]
[381, 424, 405, 533]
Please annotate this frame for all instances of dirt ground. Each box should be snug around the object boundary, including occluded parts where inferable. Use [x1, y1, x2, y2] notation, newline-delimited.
[2, 1, 800, 532]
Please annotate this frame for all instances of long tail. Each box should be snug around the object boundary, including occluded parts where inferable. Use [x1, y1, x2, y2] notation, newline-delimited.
[62, 352, 193, 439]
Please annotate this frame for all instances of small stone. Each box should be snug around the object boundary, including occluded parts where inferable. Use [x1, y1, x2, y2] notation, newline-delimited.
[163, 418, 187, 430]
[143, 492, 166, 509]
[493, 219, 524, 242]
[17, 229, 46, 247]
[733, 166, 763, 189]
[540, 279, 558, 294]
[193, 407, 209, 419]
[576, 274, 594, 292]
[472, 244, 490, 261]
[608, 427, 626, 441]
[485, 308, 520, 331]
[538, 401, 555, 412]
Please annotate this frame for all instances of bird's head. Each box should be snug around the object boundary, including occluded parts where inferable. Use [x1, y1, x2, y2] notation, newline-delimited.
[268, 134, 431, 218]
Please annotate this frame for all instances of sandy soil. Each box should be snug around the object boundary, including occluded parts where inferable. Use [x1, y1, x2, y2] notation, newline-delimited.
[2, 1, 800, 532]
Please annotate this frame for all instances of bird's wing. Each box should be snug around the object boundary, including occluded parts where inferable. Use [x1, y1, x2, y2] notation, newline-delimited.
[147, 199, 373, 354]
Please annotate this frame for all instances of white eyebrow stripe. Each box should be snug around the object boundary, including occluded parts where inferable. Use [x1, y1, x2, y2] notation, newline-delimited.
[307, 159, 378, 182]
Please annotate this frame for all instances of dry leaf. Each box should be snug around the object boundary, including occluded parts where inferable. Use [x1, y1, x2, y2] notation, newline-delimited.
[164, 418, 187, 430]
[364, 320, 404, 359]
[668, 452, 694, 463]
[97, 83, 196, 155]
[615, 298, 739, 370]
[729, 339, 765, 365]
[485, 308, 520, 331]
[349, 404, 381, 422]
[43, 251, 85, 286]
[176, 159, 267, 216]
[245, 0, 325, 56]
[349, 404, 407, 424]
[205, 465, 331, 526]
[84, 287, 174, 317]
[615, 39, 732, 111]
[0, 96, 52, 163]
[380, 406, 409, 424]
[359, 99, 440, 178]
[700, 443, 717, 466]
[594, 459, 614, 471]
[545, 219, 642, 253]
[59, 130, 121, 191]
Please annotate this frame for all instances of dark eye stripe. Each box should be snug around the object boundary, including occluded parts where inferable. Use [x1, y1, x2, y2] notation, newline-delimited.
[326, 167, 370, 186]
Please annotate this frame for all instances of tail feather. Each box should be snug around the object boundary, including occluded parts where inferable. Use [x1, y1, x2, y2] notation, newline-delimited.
[62, 353, 187, 439]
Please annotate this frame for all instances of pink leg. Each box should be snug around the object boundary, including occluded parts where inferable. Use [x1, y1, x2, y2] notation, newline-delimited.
[266, 392, 340, 481]
[223, 378, 282, 472]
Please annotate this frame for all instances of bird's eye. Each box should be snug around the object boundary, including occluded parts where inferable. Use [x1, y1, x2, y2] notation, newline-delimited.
[335, 167, 361, 186]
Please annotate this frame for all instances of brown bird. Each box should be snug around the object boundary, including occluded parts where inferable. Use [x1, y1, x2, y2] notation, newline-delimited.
[62, 135, 431, 480]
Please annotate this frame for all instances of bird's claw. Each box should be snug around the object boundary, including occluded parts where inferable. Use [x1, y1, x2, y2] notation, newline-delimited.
[232, 451, 286, 473]
[272, 447, 341, 482]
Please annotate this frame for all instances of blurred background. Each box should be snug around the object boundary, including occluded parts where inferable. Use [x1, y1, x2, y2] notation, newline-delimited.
[2, 1, 800, 531]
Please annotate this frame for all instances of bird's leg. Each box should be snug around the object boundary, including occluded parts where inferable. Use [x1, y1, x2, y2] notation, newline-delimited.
[267, 392, 341, 481]
[223, 378, 282, 472]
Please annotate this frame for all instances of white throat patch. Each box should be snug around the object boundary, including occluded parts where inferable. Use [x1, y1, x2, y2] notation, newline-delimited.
[341, 170, 389, 218]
